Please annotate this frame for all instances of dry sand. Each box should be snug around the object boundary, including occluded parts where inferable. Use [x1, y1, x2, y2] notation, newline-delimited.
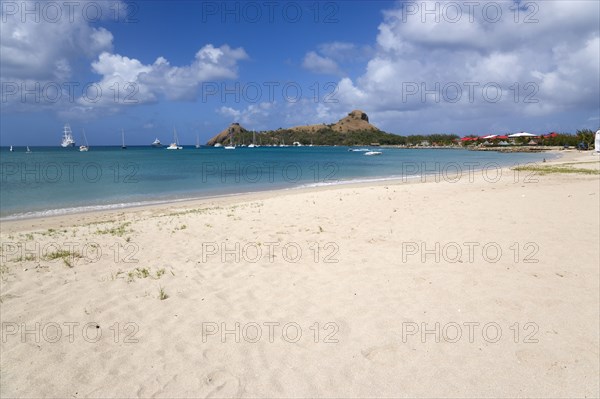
[1, 151, 599, 398]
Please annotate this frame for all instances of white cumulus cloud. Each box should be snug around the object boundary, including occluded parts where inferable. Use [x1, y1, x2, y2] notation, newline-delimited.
[313, 0, 600, 133]
[302, 51, 341, 76]
[0, 1, 118, 82]
[76, 44, 248, 112]
[218, 102, 275, 128]
[1, 1, 249, 118]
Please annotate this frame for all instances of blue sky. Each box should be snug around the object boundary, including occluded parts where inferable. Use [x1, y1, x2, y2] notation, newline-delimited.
[1, 0, 599, 146]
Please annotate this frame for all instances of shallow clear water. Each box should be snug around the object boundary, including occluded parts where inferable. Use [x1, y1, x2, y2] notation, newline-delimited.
[0, 146, 552, 219]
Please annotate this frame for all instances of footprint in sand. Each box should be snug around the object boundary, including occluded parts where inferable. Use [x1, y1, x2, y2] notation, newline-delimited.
[361, 344, 399, 366]
[203, 369, 244, 398]
[201, 348, 221, 362]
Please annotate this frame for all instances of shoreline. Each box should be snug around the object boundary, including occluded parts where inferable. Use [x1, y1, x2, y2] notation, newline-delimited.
[1, 148, 598, 398]
[0, 172, 433, 233]
[0, 149, 569, 228]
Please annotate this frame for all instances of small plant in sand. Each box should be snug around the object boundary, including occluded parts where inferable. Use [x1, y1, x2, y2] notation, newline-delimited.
[44, 249, 82, 268]
[173, 224, 187, 233]
[127, 267, 150, 282]
[95, 222, 132, 237]
[111, 270, 125, 280]
[125, 267, 167, 282]
[164, 205, 222, 218]
[39, 228, 60, 237]
[12, 254, 36, 263]
[158, 286, 169, 300]
[513, 165, 600, 175]
[85, 219, 116, 226]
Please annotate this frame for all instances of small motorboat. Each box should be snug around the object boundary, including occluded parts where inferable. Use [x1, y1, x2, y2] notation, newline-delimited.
[364, 151, 382, 156]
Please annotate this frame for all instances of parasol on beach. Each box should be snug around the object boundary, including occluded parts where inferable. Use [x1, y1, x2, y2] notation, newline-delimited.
[508, 132, 537, 138]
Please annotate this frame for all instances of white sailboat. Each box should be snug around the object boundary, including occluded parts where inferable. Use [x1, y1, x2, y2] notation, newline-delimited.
[248, 131, 259, 148]
[9, 146, 13, 152]
[79, 129, 89, 152]
[121, 129, 127, 149]
[26, 146, 32, 153]
[195, 134, 200, 149]
[166, 128, 183, 150]
[151, 138, 162, 147]
[224, 127, 235, 150]
[61, 124, 76, 147]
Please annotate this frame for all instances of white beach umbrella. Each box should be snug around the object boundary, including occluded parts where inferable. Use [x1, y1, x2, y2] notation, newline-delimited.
[508, 132, 536, 138]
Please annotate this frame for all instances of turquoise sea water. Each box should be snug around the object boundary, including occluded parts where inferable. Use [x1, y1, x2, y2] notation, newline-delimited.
[0, 146, 552, 219]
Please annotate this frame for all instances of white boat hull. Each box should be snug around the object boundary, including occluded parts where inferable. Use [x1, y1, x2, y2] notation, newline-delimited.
[61, 124, 76, 147]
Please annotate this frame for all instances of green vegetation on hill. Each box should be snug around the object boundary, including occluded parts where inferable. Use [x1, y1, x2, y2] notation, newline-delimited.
[229, 128, 459, 146]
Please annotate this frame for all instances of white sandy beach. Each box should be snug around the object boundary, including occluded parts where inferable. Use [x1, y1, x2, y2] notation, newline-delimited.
[1, 151, 599, 398]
